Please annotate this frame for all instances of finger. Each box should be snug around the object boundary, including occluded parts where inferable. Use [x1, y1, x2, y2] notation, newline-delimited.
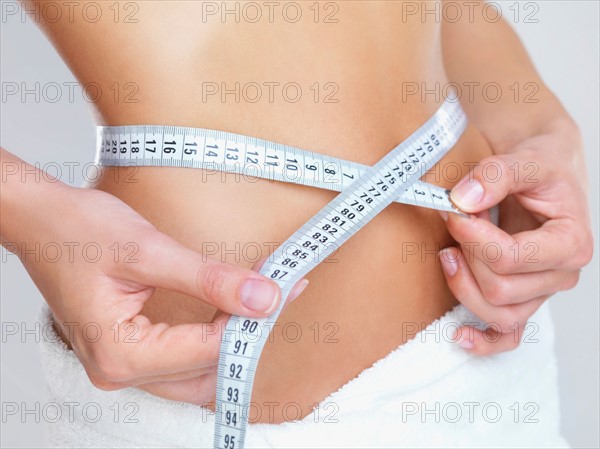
[137, 372, 217, 407]
[438, 247, 546, 332]
[449, 151, 552, 214]
[129, 232, 282, 316]
[453, 325, 525, 356]
[89, 266, 311, 386]
[89, 366, 217, 391]
[462, 252, 581, 305]
[84, 309, 232, 386]
[445, 212, 591, 272]
[129, 274, 309, 391]
[133, 367, 216, 386]
[287, 279, 310, 303]
[475, 207, 493, 223]
[129, 275, 307, 376]
[251, 257, 309, 304]
[111, 276, 306, 382]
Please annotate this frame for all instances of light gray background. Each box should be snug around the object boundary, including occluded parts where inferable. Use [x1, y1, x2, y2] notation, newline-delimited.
[1, 1, 598, 447]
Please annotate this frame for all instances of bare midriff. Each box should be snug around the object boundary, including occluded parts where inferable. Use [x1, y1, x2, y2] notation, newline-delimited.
[36, 1, 492, 423]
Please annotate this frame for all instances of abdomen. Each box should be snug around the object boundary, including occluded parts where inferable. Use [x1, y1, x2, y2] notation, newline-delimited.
[39, 1, 493, 422]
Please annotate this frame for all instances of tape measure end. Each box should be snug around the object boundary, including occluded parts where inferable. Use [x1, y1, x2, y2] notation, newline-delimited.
[445, 189, 469, 218]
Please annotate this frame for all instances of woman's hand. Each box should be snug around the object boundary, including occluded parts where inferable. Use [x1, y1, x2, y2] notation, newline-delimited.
[1, 148, 306, 400]
[438, 120, 593, 355]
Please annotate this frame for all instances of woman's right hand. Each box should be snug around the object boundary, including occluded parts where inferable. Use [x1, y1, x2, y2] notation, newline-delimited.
[1, 148, 305, 399]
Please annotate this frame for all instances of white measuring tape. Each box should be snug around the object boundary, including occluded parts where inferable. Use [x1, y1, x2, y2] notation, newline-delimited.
[96, 97, 467, 449]
[96, 117, 465, 214]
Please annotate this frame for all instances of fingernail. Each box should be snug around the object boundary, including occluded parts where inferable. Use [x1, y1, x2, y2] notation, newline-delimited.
[240, 278, 280, 313]
[439, 249, 458, 276]
[438, 210, 448, 221]
[451, 178, 484, 211]
[288, 279, 309, 302]
[456, 335, 474, 350]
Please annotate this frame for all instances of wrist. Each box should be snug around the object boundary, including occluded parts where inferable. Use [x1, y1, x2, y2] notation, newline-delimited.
[541, 115, 582, 142]
[1, 148, 72, 251]
[480, 91, 576, 154]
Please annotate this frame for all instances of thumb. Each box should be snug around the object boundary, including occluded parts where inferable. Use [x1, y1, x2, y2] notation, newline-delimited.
[126, 232, 281, 317]
[251, 256, 309, 304]
[450, 150, 547, 214]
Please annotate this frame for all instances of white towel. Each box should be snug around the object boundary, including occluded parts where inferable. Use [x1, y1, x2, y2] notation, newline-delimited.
[39, 303, 568, 448]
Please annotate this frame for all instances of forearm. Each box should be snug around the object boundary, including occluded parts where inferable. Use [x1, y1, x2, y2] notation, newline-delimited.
[0, 147, 69, 252]
[441, 1, 577, 152]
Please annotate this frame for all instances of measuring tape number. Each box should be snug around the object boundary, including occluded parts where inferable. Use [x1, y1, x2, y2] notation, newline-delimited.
[96, 97, 467, 449]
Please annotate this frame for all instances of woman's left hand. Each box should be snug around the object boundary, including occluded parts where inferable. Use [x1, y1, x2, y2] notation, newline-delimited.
[439, 120, 594, 355]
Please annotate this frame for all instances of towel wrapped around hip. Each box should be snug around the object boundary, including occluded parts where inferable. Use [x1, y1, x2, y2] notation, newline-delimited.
[39, 302, 568, 448]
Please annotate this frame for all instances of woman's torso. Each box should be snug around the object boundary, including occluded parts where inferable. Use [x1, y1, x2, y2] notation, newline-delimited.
[34, 1, 492, 423]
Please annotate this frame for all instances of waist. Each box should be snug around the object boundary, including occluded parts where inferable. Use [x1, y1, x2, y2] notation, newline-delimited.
[88, 105, 492, 421]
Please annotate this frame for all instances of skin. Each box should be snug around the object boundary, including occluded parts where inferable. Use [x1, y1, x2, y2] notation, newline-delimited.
[1, 0, 592, 425]
[440, 11, 593, 354]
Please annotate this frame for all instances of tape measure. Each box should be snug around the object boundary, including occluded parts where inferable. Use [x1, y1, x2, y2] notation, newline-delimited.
[96, 118, 465, 214]
[96, 97, 467, 449]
